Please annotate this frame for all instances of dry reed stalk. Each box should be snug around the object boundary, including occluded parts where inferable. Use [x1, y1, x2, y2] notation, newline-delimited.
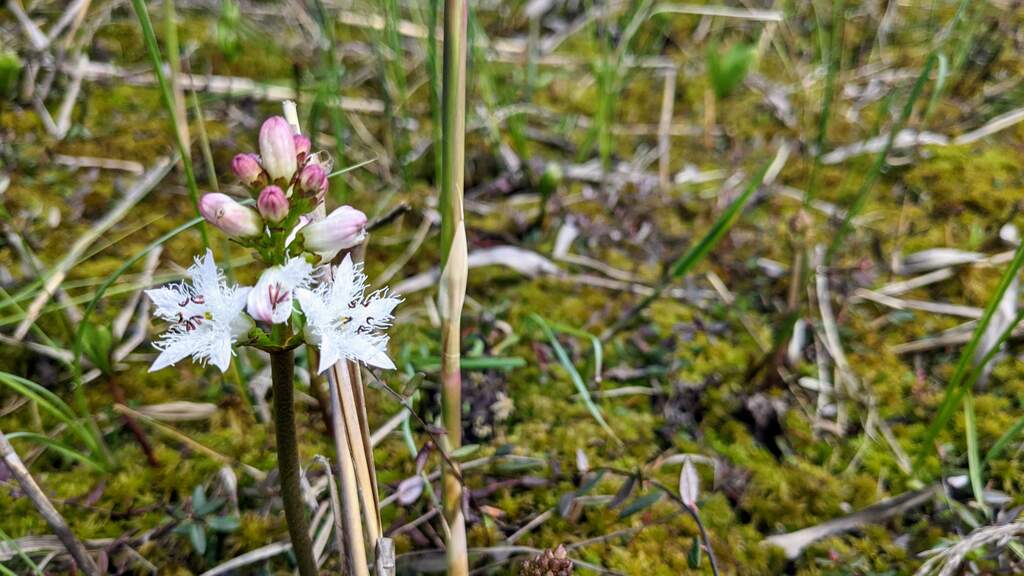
[439, 0, 470, 573]
[327, 362, 371, 576]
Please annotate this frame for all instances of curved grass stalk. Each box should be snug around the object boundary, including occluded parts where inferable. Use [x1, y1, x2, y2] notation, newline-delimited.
[528, 315, 620, 446]
[70, 214, 208, 468]
[602, 160, 772, 340]
[914, 242, 1024, 469]
[129, 0, 207, 248]
[0, 372, 103, 467]
[4, 432, 104, 472]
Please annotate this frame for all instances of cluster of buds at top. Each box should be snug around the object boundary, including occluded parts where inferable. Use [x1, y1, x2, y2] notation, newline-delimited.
[242, 116, 328, 201]
[195, 116, 368, 265]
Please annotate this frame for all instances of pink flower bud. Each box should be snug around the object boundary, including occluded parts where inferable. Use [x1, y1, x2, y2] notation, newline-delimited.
[301, 205, 367, 257]
[257, 186, 289, 223]
[199, 193, 262, 237]
[231, 153, 263, 186]
[298, 164, 327, 196]
[293, 135, 311, 160]
[258, 116, 297, 182]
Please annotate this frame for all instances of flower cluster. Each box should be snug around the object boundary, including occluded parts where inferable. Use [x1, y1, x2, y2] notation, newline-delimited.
[148, 116, 399, 374]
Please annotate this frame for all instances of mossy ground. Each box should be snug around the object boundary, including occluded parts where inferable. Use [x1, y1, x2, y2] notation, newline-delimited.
[3, 2, 1024, 575]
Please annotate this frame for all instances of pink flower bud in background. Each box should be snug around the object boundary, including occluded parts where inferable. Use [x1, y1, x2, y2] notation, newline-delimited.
[298, 164, 327, 196]
[257, 186, 289, 223]
[231, 153, 263, 186]
[258, 116, 297, 182]
[301, 205, 367, 257]
[199, 193, 262, 237]
[293, 135, 311, 160]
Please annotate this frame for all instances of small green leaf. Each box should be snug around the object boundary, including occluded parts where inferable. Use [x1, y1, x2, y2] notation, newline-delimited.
[194, 497, 225, 518]
[707, 43, 755, 99]
[0, 50, 22, 99]
[80, 324, 113, 375]
[577, 470, 606, 496]
[688, 536, 702, 568]
[188, 522, 207, 555]
[607, 475, 636, 509]
[557, 492, 576, 518]
[449, 444, 480, 460]
[191, 485, 207, 514]
[206, 515, 240, 533]
[618, 491, 662, 519]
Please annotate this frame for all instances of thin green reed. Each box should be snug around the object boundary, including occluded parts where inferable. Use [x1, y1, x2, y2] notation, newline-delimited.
[311, 0, 349, 201]
[915, 242, 1024, 468]
[382, 0, 409, 182]
[129, 0, 207, 248]
[427, 0, 444, 185]
[466, 7, 526, 161]
[826, 0, 969, 259]
[602, 161, 772, 340]
[804, 0, 843, 207]
[825, 53, 936, 261]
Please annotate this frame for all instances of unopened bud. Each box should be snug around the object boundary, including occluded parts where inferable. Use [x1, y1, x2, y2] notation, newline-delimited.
[298, 164, 327, 196]
[199, 193, 262, 237]
[301, 205, 367, 257]
[257, 186, 289, 223]
[231, 153, 263, 186]
[259, 116, 297, 182]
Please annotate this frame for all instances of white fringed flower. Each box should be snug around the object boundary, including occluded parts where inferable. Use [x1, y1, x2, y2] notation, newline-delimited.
[146, 250, 252, 373]
[296, 255, 401, 373]
[246, 257, 313, 324]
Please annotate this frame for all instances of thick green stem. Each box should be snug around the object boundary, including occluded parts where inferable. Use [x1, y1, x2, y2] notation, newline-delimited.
[270, 349, 318, 576]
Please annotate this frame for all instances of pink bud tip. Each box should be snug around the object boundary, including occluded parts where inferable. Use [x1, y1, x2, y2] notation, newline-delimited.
[258, 116, 297, 182]
[293, 135, 311, 160]
[298, 164, 327, 196]
[257, 185, 289, 223]
[231, 153, 263, 186]
[199, 193, 263, 238]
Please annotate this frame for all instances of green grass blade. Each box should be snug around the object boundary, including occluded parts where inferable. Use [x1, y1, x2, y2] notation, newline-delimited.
[72, 214, 205, 370]
[547, 321, 603, 382]
[915, 243, 1024, 468]
[923, 52, 948, 122]
[603, 160, 772, 339]
[828, 0, 970, 259]
[68, 214, 207, 467]
[963, 392, 987, 516]
[4, 432, 105, 472]
[129, 0, 208, 248]
[670, 162, 771, 279]
[0, 372, 101, 459]
[0, 527, 40, 576]
[984, 414, 1024, 467]
[0, 372, 79, 426]
[409, 356, 526, 372]
[827, 53, 936, 260]
[804, 0, 843, 207]
[529, 314, 622, 446]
